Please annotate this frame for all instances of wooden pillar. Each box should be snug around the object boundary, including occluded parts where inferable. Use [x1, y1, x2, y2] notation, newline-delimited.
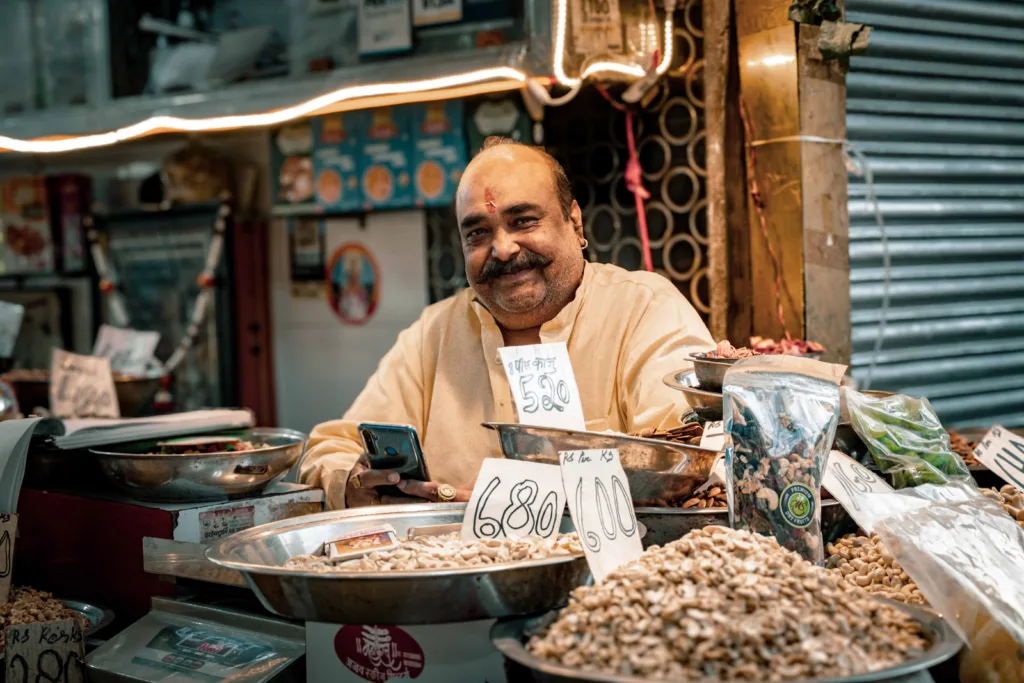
[707, 0, 851, 362]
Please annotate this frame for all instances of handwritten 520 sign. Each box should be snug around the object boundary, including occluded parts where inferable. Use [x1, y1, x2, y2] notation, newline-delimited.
[559, 449, 643, 582]
[461, 459, 566, 541]
[499, 343, 586, 431]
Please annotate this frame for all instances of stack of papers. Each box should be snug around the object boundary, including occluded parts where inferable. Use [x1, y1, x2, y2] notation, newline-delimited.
[50, 409, 256, 450]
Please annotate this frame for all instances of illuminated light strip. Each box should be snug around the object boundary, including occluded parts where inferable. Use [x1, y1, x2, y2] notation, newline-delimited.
[0, 66, 528, 154]
[552, 0, 675, 88]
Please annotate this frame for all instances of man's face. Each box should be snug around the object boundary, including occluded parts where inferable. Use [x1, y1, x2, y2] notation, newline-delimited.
[456, 145, 584, 330]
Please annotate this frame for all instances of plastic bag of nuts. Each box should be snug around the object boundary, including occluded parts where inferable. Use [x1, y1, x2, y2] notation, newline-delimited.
[724, 355, 845, 564]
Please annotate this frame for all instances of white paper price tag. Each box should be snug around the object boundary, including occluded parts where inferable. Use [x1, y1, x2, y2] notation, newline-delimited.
[93, 324, 160, 376]
[50, 349, 120, 419]
[699, 420, 725, 451]
[559, 448, 642, 582]
[822, 450, 892, 534]
[499, 342, 586, 431]
[412, 0, 462, 26]
[973, 425, 1024, 492]
[461, 459, 565, 541]
[5, 618, 85, 683]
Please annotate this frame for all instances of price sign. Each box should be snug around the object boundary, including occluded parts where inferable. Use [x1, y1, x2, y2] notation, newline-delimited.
[700, 421, 725, 451]
[50, 349, 120, 419]
[499, 342, 586, 431]
[973, 425, 1024, 492]
[822, 450, 892, 533]
[0, 513, 15, 604]
[92, 324, 160, 376]
[5, 619, 85, 683]
[461, 459, 565, 541]
[570, 0, 623, 55]
[559, 448, 642, 582]
[412, 0, 462, 26]
[0, 302, 24, 359]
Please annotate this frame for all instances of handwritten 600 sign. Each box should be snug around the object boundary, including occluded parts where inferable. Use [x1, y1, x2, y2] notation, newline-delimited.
[499, 342, 586, 431]
[50, 348, 120, 419]
[461, 459, 566, 541]
[559, 449, 643, 582]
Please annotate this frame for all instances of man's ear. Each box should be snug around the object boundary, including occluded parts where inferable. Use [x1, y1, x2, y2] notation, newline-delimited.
[570, 200, 583, 238]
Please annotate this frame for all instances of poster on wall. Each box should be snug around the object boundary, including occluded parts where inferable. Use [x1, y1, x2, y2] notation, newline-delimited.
[326, 243, 380, 325]
[289, 218, 326, 299]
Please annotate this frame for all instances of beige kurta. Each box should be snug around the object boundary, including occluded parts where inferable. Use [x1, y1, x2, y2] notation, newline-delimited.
[300, 262, 715, 508]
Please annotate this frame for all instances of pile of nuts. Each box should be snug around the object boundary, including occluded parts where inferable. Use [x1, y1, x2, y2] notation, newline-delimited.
[825, 534, 926, 605]
[947, 430, 981, 466]
[636, 485, 727, 509]
[635, 423, 704, 447]
[982, 485, 1024, 530]
[285, 532, 582, 572]
[0, 587, 90, 652]
[528, 526, 928, 681]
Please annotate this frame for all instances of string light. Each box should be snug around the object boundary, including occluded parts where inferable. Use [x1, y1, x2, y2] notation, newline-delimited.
[0, 2, 675, 154]
[0, 67, 529, 154]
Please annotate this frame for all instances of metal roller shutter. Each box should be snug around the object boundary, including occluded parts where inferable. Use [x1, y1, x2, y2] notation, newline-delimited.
[845, 0, 1024, 427]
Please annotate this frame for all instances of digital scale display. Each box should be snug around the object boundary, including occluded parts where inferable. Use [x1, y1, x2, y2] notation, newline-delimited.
[132, 626, 279, 682]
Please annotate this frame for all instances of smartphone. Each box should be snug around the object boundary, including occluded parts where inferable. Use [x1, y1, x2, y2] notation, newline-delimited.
[358, 423, 430, 499]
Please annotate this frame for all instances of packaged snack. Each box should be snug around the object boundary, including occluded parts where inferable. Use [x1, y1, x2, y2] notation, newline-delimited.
[312, 113, 364, 213]
[724, 355, 845, 564]
[843, 388, 972, 488]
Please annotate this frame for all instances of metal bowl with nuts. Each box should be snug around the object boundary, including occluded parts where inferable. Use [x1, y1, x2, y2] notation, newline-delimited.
[494, 526, 961, 683]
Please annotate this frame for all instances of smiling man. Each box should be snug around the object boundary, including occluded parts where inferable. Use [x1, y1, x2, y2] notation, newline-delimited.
[300, 137, 715, 509]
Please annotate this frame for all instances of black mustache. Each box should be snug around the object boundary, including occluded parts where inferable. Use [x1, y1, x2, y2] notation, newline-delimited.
[476, 250, 552, 283]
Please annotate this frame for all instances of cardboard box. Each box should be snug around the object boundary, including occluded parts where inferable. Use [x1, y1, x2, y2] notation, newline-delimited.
[313, 113, 364, 213]
[410, 100, 468, 208]
[306, 619, 506, 683]
[360, 107, 414, 210]
[0, 176, 55, 274]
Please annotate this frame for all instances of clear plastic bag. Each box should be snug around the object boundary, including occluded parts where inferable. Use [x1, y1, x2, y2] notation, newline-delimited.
[843, 388, 973, 488]
[724, 356, 845, 564]
[855, 482, 1024, 683]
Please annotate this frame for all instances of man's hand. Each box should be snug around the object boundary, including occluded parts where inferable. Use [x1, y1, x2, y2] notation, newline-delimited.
[345, 455, 471, 506]
[345, 455, 402, 507]
[395, 479, 472, 503]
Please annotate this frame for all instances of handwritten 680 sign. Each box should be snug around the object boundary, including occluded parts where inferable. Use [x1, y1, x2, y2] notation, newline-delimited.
[461, 459, 566, 541]
[499, 342, 586, 431]
[559, 449, 643, 581]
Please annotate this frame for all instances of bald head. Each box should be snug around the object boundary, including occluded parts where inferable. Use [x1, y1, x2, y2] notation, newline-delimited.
[455, 137, 585, 331]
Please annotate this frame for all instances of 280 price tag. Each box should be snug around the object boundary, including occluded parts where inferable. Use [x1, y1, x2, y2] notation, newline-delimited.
[461, 459, 565, 541]
[5, 619, 85, 683]
[559, 448, 642, 582]
[499, 342, 586, 431]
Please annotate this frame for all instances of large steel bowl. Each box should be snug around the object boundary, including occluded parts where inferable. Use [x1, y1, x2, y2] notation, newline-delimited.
[90, 427, 306, 503]
[3, 372, 164, 417]
[484, 422, 719, 505]
[661, 370, 723, 421]
[206, 503, 591, 625]
[491, 600, 961, 683]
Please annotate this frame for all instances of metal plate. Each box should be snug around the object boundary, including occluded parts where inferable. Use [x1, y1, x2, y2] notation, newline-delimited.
[484, 422, 719, 504]
[662, 370, 723, 421]
[61, 599, 115, 638]
[491, 600, 961, 683]
[90, 428, 306, 503]
[206, 503, 591, 625]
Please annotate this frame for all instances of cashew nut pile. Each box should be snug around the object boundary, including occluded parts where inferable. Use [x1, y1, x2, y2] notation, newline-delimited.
[528, 526, 928, 681]
[826, 534, 926, 605]
[0, 587, 90, 652]
[285, 532, 582, 572]
[981, 485, 1024, 530]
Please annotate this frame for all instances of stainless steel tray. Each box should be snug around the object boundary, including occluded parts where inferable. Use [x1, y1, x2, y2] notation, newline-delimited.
[90, 428, 306, 503]
[206, 503, 591, 625]
[491, 600, 961, 683]
[485, 422, 719, 505]
[662, 370, 723, 421]
[636, 498, 856, 548]
[62, 599, 115, 639]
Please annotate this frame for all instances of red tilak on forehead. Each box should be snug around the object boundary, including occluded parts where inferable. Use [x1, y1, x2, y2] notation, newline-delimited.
[484, 188, 497, 213]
